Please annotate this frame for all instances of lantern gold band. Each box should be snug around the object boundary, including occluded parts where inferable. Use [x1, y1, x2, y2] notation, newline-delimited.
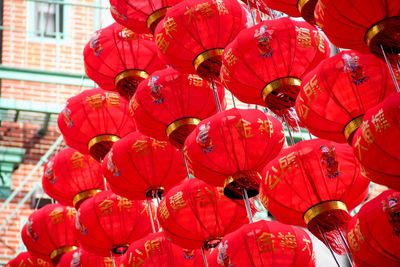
[365, 17, 400, 47]
[114, 69, 149, 87]
[193, 49, 224, 71]
[343, 116, 363, 142]
[145, 187, 165, 198]
[303, 201, 348, 225]
[88, 134, 120, 151]
[50, 246, 78, 260]
[73, 189, 102, 208]
[297, 0, 310, 12]
[166, 118, 201, 138]
[262, 77, 302, 101]
[146, 7, 169, 32]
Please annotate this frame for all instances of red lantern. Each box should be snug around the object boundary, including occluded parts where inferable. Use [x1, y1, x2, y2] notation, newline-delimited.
[122, 232, 202, 266]
[57, 249, 123, 267]
[221, 17, 329, 120]
[157, 178, 248, 249]
[131, 68, 225, 148]
[75, 191, 152, 256]
[295, 50, 396, 144]
[207, 220, 315, 267]
[21, 204, 78, 264]
[109, 0, 182, 34]
[5, 252, 53, 267]
[259, 139, 370, 253]
[154, 0, 247, 78]
[352, 93, 400, 191]
[266, 0, 319, 23]
[42, 148, 104, 209]
[315, 0, 400, 56]
[102, 132, 186, 199]
[84, 23, 165, 99]
[347, 190, 400, 267]
[58, 88, 136, 161]
[184, 108, 284, 198]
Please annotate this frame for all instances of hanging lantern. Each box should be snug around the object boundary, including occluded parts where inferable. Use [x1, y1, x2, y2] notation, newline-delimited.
[75, 191, 152, 256]
[352, 92, 400, 191]
[295, 50, 396, 144]
[207, 220, 315, 267]
[42, 148, 104, 209]
[221, 17, 329, 121]
[347, 190, 400, 266]
[314, 0, 400, 56]
[57, 248, 123, 267]
[157, 178, 248, 250]
[21, 204, 78, 265]
[154, 0, 248, 78]
[184, 108, 284, 199]
[131, 68, 225, 148]
[57, 88, 136, 161]
[109, 0, 182, 34]
[102, 132, 186, 199]
[5, 252, 53, 267]
[122, 232, 202, 267]
[84, 23, 165, 99]
[266, 0, 319, 23]
[259, 139, 370, 253]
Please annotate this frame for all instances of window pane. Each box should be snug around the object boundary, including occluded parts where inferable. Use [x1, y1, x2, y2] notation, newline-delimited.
[33, 2, 64, 39]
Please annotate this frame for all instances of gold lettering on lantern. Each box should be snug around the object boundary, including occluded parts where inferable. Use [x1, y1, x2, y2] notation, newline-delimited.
[313, 30, 326, 53]
[49, 208, 64, 224]
[257, 118, 274, 137]
[371, 108, 390, 132]
[302, 237, 312, 255]
[296, 97, 310, 120]
[223, 48, 237, 66]
[265, 166, 280, 190]
[132, 139, 149, 153]
[103, 257, 113, 267]
[188, 74, 204, 87]
[163, 17, 178, 37]
[129, 97, 139, 116]
[213, 0, 229, 14]
[105, 92, 120, 107]
[353, 135, 369, 161]
[98, 199, 114, 216]
[257, 232, 275, 253]
[278, 232, 297, 250]
[278, 152, 298, 174]
[303, 74, 320, 103]
[70, 151, 84, 169]
[347, 219, 364, 252]
[118, 196, 133, 210]
[295, 26, 312, 48]
[67, 207, 77, 218]
[220, 65, 231, 84]
[86, 93, 104, 109]
[195, 2, 215, 17]
[169, 191, 187, 211]
[195, 187, 217, 207]
[145, 239, 162, 256]
[155, 33, 170, 54]
[151, 139, 167, 150]
[235, 119, 253, 139]
[361, 122, 374, 144]
[158, 201, 170, 220]
[127, 249, 145, 267]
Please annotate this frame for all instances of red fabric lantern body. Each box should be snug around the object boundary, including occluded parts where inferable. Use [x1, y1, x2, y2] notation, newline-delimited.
[57, 249, 123, 267]
[57, 88, 136, 160]
[154, 0, 247, 78]
[42, 148, 104, 208]
[266, 0, 319, 23]
[221, 18, 329, 120]
[352, 92, 400, 191]
[123, 232, 202, 266]
[5, 252, 53, 267]
[102, 132, 186, 199]
[21, 204, 78, 264]
[157, 178, 248, 249]
[75, 191, 152, 256]
[207, 220, 315, 267]
[315, 0, 400, 56]
[131, 68, 225, 147]
[109, 0, 182, 33]
[295, 50, 396, 144]
[184, 108, 284, 198]
[347, 190, 400, 267]
[259, 139, 370, 252]
[84, 23, 165, 99]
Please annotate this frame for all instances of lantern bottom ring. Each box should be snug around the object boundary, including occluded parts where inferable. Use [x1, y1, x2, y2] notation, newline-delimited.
[147, 7, 170, 33]
[193, 48, 224, 79]
[112, 244, 129, 255]
[262, 77, 301, 110]
[297, 0, 318, 24]
[114, 69, 149, 98]
[203, 237, 222, 250]
[343, 115, 363, 144]
[166, 117, 201, 148]
[73, 189, 102, 209]
[365, 16, 400, 56]
[223, 171, 261, 199]
[50, 245, 78, 261]
[145, 187, 165, 199]
[303, 200, 348, 225]
[88, 134, 120, 161]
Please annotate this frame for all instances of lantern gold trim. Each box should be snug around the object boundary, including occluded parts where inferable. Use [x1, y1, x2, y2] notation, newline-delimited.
[343, 116, 363, 143]
[166, 117, 201, 148]
[73, 189, 102, 209]
[88, 134, 120, 161]
[365, 17, 400, 56]
[297, 0, 318, 24]
[50, 245, 78, 260]
[303, 200, 348, 225]
[147, 7, 170, 33]
[193, 48, 224, 78]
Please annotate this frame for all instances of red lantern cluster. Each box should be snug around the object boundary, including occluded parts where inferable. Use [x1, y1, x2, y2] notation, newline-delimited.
[347, 190, 400, 266]
[185, 108, 284, 198]
[102, 131, 186, 199]
[5, 252, 53, 267]
[42, 148, 104, 208]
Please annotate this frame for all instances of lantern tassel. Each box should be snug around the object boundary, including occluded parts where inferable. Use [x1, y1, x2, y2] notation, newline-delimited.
[317, 225, 342, 267]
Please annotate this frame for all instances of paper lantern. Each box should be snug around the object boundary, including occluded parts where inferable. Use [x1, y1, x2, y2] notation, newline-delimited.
[267, 0, 319, 23]
[5, 252, 53, 267]
[57, 248, 123, 267]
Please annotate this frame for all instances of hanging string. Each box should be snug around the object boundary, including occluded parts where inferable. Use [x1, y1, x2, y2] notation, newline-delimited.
[282, 114, 295, 146]
[210, 77, 223, 112]
[317, 225, 341, 267]
[336, 225, 354, 267]
[231, 92, 237, 108]
[245, 0, 257, 26]
[380, 44, 400, 93]
[147, 198, 157, 233]
[201, 247, 209, 267]
[110, 251, 117, 267]
[181, 149, 193, 179]
[242, 188, 254, 223]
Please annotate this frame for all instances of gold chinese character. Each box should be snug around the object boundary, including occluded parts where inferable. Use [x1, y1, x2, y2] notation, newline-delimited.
[67, 207, 77, 218]
[257, 118, 273, 137]
[195, 2, 215, 17]
[224, 48, 237, 66]
[155, 33, 170, 54]
[302, 237, 312, 255]
[129, 97, 139, 115]
[169, 191, 187, 211]
[132, 139, 149, 153]
[98, 199, 114, 216]
[295, 26, 312, 48]
[220, 65, 231, 84]
[103, 257, 113, 267]
[361, 122, 374, 144]
[105, 92, 120, 107]
[86, 93, 104, 109]
[188, 74, 204, 87]
[152, 139, 167, 150]
[313, 30, 326, 53]
[303, 74, 320, 103]
[257, 232, 275, 253]
[235, 118, 253, 139]
[278, 152, 297, 174]
[127, 249, 145, 267]
[371, 108, 390, 132]
[278, 232, 297, 250]
[353, 135, 369, 161]
[70, 151, 84, 169]
[163, 17, 178, 37]
[145, 239, 162, 256]
[265, 166, 280, 190]
[49, 208, 64, 224]
[118, 197, 133, 210]
[195, 187, 216, 206]
[158, 201, 170, 220]
[213, 0, 229, 14]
